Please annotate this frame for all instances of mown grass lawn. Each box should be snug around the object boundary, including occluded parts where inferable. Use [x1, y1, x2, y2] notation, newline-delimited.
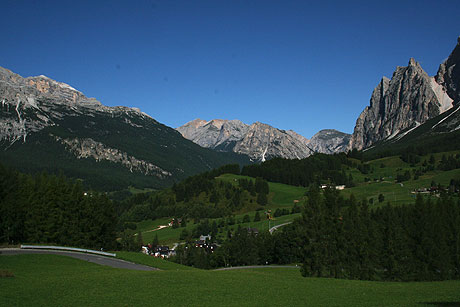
[1, 254, 460, 306]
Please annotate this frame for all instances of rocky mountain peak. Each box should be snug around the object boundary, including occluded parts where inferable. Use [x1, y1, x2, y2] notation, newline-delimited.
[178, 118, 351, 161]
[408, 57, 418, 67]
[207, 119, 226, 129]
[0, 66, 250, 190]
[349, 38, 460, 150]
[436, 37, 460, 104]
[350, 57, 453, 150]
[309, 129, 351, 154]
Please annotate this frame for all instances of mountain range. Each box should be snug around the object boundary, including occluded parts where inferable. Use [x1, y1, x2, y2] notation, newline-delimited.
[349, 37, 460, 150]
[0, 67, 249, 190]
[177, 119, 350, 161]
[1, 36, 459, 190]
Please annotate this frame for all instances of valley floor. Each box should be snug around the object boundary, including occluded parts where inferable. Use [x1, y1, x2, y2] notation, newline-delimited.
[1, 253, 460, 306]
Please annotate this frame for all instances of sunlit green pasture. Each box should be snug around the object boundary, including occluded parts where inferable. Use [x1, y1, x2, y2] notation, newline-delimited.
[217, 173, 307, 209]
[1, 254, 459, 306]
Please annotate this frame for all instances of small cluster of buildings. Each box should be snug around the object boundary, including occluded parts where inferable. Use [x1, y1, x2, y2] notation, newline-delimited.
[141, 228, 260, 258]
[320, 184, 346, 190]
[411, 186, 455, 195]
[194, 235, 217, 251]
[141, 244, 176, 258]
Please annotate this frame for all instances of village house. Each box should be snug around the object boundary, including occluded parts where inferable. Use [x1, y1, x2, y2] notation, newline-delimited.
[247, 227, 259, 236]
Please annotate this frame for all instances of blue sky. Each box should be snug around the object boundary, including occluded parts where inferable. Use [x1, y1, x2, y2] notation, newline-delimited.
[1, 0, 460, 138]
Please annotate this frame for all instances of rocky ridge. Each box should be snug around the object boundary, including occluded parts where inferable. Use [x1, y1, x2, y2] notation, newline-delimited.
[178, 119, 351, 161]
[53, 135, 172, 177]
[0, 67, 249, 189]
[308, 129, 351, 154]
[0, 67, 150, 146]
[0, 67, 165, 177]
[435, 36, 460, 105]
[349, 53, 455, 150]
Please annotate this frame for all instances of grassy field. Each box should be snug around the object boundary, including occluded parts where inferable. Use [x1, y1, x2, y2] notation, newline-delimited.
[217, 173, 307, 210]
[116, 251, 197, 270]
[137, 212, 301, 246]
[1, 254, 460, 306]
[342, 153, 460, 207]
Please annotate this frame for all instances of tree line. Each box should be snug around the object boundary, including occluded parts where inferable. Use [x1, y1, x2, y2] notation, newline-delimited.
[171, 186, 460, 281]
[0, 164, 117, 250]
[117, 165, 270, 230]
[241, 153, 354, 187]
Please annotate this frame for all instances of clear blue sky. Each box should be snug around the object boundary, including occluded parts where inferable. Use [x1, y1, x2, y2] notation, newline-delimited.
[1, 0, 460, 138]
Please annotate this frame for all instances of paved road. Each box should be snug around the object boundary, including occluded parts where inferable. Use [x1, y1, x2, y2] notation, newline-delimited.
[0, 248, 158, 271]
[269, 221, 292, 234]
[215, 265, 299, 271]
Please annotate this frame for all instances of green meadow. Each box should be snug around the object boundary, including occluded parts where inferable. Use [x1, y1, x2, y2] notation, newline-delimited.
[217, 173, 307, 210]
[343, 153, 460, 207]
[1, 254, 460, 306]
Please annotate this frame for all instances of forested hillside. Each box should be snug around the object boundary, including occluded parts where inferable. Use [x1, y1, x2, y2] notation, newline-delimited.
[0, 164, 117, 249]
[241, 153, 354, 187]
[2, 147, 460, 282]
[116, 164, 270, 226]
[170, 185, 460, 281]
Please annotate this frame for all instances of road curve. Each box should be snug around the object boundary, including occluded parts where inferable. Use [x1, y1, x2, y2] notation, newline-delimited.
[0, 248, 158, 271]
[269, 221, 292, 234]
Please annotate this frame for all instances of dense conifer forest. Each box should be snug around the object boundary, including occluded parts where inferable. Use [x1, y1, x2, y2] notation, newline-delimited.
[172, 186, 460, 281]
[0, 164, 117, 249]
[241, 153, 354, 187]
[116, 164, 270, 227]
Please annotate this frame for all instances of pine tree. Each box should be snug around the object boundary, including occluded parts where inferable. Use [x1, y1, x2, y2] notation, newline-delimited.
[257, 192, 267, 206]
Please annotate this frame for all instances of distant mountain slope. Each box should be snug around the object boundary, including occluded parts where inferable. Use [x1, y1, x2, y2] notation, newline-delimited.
[349, 37, 460, 150]
[0, 67, 250, 190]
[308, 129, 351, 154]
[177, 119, 351, 161]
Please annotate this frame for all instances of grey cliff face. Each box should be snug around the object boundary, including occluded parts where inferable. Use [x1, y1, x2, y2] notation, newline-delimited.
[178, 119, 351, 161]
[436, 37, 460, 105]
[349, 58, 453, 150]
[233, 122, 313, 161]
[178, 119, 315, 161]
[177, 119, 249, 151]
[308, 129, 351, 154]
[0, 67, 169, 178]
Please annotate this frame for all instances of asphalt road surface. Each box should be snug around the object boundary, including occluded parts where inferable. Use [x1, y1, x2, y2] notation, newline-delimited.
[0, 248, 158, 271]
[269, 221, 292, 234]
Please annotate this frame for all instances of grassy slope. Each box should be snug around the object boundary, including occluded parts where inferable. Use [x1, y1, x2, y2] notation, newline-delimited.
[137, 174, 306, 245]
[135, 152, 460, 244]
[217, 173, 307, 210]
[343, 153, 460, 207]
[1, 254, 459, 306]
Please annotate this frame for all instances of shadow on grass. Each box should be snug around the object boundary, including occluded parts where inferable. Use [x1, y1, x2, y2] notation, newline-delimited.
[0, 269, 14, 277]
